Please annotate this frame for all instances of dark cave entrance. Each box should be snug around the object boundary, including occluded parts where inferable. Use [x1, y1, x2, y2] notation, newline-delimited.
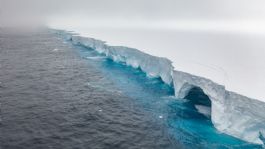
[184, 87, 212, 118]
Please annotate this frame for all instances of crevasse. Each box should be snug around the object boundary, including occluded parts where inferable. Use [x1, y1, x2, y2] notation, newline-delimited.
[54, 29, 265, 145]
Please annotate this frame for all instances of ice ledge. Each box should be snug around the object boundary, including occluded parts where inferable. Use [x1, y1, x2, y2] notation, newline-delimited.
[53, 29, 265, 145]
[173, 70, 265, 145]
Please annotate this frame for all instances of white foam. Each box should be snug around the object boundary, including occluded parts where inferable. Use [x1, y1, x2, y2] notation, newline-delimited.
[86, 56, 105, 60]
[54, 30, 265, 145]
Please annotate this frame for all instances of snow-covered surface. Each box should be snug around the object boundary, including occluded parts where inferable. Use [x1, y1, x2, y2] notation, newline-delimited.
[69, 35, 173, 84]
[172, 69, 265, 145]
[51, 27, 265, 102]
[53, 29, 265, 145]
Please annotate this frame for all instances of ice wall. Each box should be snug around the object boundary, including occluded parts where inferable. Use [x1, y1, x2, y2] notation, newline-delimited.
[70, 34, 173, 85]
[54, 30, 265, 145]
[172, 70, 265, 145]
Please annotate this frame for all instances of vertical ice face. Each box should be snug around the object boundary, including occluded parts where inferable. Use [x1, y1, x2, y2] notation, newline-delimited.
[221, 92, 265, 144]
[70, 35, 174, 85]
[105, 47, 173, 85]
[172, 70, 265, 144]
[53, 29, 265, 145]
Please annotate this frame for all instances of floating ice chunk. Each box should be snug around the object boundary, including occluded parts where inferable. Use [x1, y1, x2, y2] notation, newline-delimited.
[86, 56, 105, 60]
[54, 29, 265, 145]
[195, 105, 211, 118]
[173, 70, 265, 144]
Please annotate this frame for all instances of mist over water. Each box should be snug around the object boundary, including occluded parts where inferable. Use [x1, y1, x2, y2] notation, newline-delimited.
[0, 25, 263, 149]
[2, 0, 265, 32]
[1, 0, 265, 148]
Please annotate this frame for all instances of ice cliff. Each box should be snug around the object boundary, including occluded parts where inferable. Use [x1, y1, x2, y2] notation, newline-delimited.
[54, 30, 265, 145]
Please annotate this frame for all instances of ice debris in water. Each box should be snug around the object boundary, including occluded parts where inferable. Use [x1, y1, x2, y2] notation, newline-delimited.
[86, 56, 105, 60]
[54, 29, 265, 145]
[195, 105, 211, 118]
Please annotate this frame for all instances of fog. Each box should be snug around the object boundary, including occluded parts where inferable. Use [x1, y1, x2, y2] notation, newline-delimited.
[1, 0, 265, 33]
[1, 0, 265, 100]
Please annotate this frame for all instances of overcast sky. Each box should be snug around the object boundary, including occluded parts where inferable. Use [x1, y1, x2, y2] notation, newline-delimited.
[1, 0, 265, 32]
[1, 0, 265, 99]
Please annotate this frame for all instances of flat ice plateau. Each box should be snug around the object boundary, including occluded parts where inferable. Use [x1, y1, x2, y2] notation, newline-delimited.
[53, 29, 265, 145]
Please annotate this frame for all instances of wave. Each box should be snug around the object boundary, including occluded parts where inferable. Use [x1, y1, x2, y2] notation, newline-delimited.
[52, 29, 265, 145]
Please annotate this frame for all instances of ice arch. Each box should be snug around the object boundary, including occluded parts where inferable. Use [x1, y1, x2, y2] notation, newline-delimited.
[184, 86, 212, 116]
[184, 87, 212, 107]
[176, 82, 196, 99]
[172, 70, 265, 144]
[54, 29, 265, 145]
[173, 70, 226, 124]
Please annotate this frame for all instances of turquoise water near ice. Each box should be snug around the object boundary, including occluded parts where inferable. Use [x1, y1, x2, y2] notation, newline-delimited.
[71, 41, 263, 149]
[1, 30, 263, 149]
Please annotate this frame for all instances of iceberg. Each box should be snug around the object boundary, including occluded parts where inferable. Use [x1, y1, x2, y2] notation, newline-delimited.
[173, 70, 265, 145]
[70, 34, 173, 85]
[53, 29, 265, 145]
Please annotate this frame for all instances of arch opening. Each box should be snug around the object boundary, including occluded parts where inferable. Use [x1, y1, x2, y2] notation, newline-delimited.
[184, 86, 212, 118]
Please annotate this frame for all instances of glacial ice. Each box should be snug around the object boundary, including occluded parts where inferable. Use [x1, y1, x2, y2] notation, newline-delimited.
[173, 69, 265, 144]
[70, 35, 173, 85]
[194, 105, 211, 118]
[54, 30, 265, 145]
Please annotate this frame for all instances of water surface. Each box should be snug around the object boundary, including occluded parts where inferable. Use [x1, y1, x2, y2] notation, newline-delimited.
[0, 29, 262, 149]
[73, 39, 263, 149]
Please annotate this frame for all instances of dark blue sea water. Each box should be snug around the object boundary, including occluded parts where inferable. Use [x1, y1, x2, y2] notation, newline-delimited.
[72, 42, 263, 149]
[0, 30, 263, 149]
